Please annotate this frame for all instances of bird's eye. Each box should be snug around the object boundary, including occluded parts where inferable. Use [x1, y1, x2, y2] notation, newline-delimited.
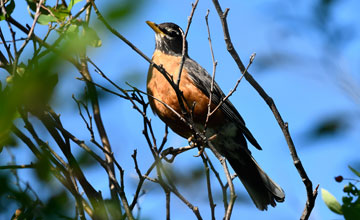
[164, 28, 179, 37]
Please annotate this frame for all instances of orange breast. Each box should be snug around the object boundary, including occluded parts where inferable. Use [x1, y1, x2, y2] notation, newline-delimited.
[147, 50, 225, 138]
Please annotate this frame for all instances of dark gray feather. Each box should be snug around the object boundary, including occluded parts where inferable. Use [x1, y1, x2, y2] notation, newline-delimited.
[184, 58, 262, 150]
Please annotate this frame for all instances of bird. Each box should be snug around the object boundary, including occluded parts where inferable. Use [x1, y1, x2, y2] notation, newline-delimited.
[146, 21, 285, 210]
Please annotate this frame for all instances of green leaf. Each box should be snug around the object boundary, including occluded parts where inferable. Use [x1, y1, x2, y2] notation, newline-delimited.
[0, 0, 15, 21]
[26, 0, 38, 12]
[322, 188, 343, 215]
[26, 0, 50, 14]
[342, 196, 353, 204]
[68, 0, 83, 11]
[66, 23, 79, 39]
[84, 27, 102, 47]
[348, 166, 360, 178]
[30, 4, 70, 25]
[52, 7, 70, 21]
[37, 14, 58, 25]
[343, 202, 360, 220]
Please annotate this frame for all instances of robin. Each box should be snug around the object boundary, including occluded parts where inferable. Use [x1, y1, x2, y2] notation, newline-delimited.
[146, 21, 285, 210]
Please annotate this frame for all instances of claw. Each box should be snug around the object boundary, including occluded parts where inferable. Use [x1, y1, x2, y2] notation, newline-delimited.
[208, 134, 217, 141]
[188, 135, 194, 143]
[194, 146, 205, 157]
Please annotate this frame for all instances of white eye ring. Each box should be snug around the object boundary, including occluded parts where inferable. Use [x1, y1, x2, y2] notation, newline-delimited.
[165, 28, 178, 36]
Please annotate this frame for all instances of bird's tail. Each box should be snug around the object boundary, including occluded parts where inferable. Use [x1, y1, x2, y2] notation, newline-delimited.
[226, 152, 285, 210]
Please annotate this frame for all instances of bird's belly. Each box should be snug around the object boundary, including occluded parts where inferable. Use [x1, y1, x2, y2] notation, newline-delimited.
[147, 73, 193, 138]
[147, 51, 226, 138]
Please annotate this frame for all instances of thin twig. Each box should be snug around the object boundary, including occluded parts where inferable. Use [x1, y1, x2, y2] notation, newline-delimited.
[123, 85, 203, 219]
[126, 84, 187, 125]
[0, 28, 14, 63]
[158, 125, 169, 153]
[72, 94, 94, 138]
[130, 153, 157, 210]
[73, 2, 92, 19]
[44, 112, 107, 168]
[35, 111, 108, 219]
[6, 16, 81, 68]
[12, 125, 93, 218]
[16, 0, 44, 57]
[201, 154, 216, 220]
[0, 37, 27, 43]
[0, 164, 35, 169]
[157, 163, 203, 220]
[209, 53, 255, 117]
[207, 142, 236, 220]
[203, 151, 228, 210]
[204, 9, 218, 131]
[176, 0, 199, 86]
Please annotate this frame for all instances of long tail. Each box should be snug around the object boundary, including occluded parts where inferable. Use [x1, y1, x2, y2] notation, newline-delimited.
[226, 152, 285, 210]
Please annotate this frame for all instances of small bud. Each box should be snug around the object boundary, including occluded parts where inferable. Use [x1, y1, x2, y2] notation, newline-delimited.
[335, 175, 343, 182]
[250, 53, 256, 63]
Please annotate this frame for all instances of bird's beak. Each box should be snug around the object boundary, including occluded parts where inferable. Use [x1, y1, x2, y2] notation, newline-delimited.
[146, 21, 164, 36]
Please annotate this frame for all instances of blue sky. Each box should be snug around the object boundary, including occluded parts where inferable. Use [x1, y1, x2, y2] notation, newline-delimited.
[1, 0, 360, 219]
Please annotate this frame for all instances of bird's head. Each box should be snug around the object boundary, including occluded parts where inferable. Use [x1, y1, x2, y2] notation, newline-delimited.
[146, 21, 188, 56]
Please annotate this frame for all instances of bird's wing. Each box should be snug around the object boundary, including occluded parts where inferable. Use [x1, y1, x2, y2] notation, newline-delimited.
[185, 58, 262, 150]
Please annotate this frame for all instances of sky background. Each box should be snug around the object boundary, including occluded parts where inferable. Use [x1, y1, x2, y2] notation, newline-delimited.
[1, 0, 360, 219]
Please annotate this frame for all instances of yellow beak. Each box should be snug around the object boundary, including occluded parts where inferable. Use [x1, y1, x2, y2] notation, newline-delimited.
[146, 21, 164, 35]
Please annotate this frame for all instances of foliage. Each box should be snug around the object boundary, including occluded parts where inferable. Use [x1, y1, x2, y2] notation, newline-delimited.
[0, 0, 146, 219]
[322, 166, 360, 220]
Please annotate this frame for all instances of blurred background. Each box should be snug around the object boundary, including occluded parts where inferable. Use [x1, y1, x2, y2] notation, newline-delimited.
[0, 0, 359, 219]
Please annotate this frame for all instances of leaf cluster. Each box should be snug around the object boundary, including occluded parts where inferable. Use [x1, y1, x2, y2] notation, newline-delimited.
[322, 166, 360, 220]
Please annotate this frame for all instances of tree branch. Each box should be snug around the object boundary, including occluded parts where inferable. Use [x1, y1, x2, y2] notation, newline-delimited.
[211, 0, 318, 218]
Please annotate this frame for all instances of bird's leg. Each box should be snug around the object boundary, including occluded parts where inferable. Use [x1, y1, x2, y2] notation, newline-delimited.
[193, 134, 217, 157]
[161, 133, 218, 161]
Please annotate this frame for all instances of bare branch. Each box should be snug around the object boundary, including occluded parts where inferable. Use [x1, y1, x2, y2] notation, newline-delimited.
[16, 0, 44, 57]
[12, 125, 93, 218]
[207, 142, 236, 220]
[204, 9, 218, 131]
[211, 0, 318, 218]
[75, 11, 129, 217]
[0, 164, 35, 170]
[209, 53, 255, 117]
[176, 0, 199, 86]
[166, 190, 171, 220]
[0, 28, 13, 65]
[201, 154, 216, 220]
